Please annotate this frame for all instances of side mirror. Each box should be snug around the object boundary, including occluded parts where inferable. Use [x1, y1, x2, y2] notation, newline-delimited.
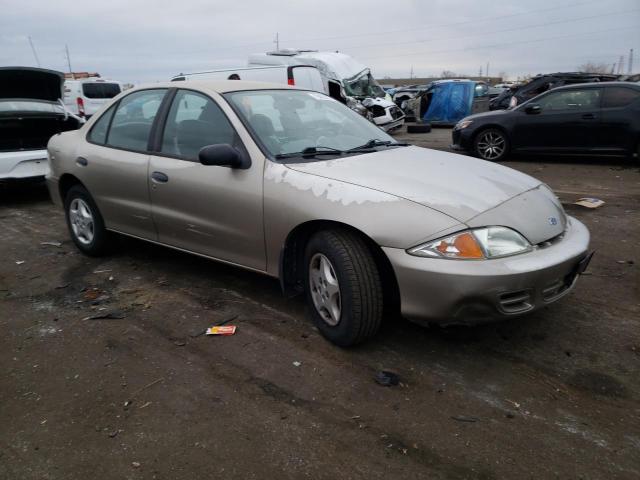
[198, 144, 250, 169]
[525, 104, 541, 114]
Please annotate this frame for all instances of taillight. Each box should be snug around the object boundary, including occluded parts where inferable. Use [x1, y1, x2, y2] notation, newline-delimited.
[287, 78, 295, 86]
[76, 97, 85, 117]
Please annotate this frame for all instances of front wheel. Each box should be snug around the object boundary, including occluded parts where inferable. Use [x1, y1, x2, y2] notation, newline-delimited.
[64, 185, 110, 256]
[474, 128, 509, 161]
[304, 229, 384, 347]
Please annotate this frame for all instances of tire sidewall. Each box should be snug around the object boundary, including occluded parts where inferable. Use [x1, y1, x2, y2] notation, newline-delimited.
[64, 185, 108, 255]
[474, 128, 509, 161]
[303, 233, 359, 346]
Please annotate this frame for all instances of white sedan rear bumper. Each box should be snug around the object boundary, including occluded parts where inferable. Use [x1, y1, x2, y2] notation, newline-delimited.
[0, 150, 50, 180]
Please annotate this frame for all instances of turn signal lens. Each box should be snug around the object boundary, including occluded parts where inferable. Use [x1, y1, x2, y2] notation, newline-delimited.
[434, 232, 484, 258]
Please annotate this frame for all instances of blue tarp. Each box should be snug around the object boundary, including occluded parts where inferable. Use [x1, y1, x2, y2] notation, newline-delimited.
[423, 81, 475, 124]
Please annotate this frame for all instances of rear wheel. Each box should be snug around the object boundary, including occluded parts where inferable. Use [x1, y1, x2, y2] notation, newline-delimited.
[474, 128, 509, 161]
[64, 185, 110, 256]
[304, 229, 384, 347]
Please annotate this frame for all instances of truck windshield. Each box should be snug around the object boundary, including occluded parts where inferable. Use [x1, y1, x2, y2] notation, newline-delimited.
[343, 71, 386, 99]
[224, 90, 396, 159]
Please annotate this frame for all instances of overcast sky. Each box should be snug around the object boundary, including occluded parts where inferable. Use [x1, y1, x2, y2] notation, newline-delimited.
[1, 0, 638, 84]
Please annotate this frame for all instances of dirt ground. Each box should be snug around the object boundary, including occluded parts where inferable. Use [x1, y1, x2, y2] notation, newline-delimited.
[1, 127, 639, 479]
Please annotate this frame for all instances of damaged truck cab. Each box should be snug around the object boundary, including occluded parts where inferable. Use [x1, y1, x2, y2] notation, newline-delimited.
[249, 50, 404, 132]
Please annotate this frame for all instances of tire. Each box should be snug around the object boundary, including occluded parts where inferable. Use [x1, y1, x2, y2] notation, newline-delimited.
[64, 185, 110, 256]
[407, 123, 431, 134]
[304, 229, 384, 347]
[473, 128, 509, 161]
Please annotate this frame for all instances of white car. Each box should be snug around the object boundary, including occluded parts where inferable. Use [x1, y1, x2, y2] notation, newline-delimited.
[63, 77, 122, 119]
[1, 67, 83, 181]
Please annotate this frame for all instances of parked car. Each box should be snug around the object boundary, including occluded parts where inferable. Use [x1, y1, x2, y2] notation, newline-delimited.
[46, 81, 591, 346]
[1, 67, 83, 181]
[452, 82, 640, 161]
[249, 50, 405, 132]
[489, 72, 618, 110]
[405, 79, 491, 126]
[171, 65, 326, 93]
[391, 84, 430, 109]
[64, 77, 122, 119]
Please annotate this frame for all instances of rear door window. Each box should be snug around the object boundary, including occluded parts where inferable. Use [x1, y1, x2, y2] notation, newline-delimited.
[106, 89, 166, 151]
[161, 90, 239, 161]
[82, 83, 122, 99]
[602, 87, 640, 108]
[88, 104, 116, 144]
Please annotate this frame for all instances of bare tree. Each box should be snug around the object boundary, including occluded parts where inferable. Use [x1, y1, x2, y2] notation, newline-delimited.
[577, 61, 611, 74]
[497, 71, 508, 81]
[440, 70, 457, 79]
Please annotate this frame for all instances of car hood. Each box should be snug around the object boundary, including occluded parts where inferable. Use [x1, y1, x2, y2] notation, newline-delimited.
[0, 67, 65, 102]
[285, 146, 542, 223]
[463, 109, 511, 122]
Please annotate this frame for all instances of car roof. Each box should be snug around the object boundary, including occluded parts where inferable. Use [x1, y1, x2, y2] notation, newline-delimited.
[550, 81, 640, 92]
[132, 80, 301, 94]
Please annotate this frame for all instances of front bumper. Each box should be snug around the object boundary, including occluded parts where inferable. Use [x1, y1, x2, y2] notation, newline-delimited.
[383, 216, 590, 326]
[450, 127, 474, 153]
[0, 150, 49, 180]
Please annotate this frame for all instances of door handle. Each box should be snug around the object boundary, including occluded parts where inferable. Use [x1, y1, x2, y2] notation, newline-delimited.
[151, 171, 169, 183]
[75, 157, 88, 167]
[581, 113, 596, 120]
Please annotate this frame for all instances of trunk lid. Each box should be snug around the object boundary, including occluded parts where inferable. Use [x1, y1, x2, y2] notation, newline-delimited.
[285, 146, 542, 222]
[0, 67, 64, 102]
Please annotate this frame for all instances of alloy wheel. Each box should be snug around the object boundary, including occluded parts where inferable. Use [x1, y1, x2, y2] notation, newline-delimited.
[477, 130, 506, 160]
[69, 198, 95, 245]
[309, 253, 342, 326]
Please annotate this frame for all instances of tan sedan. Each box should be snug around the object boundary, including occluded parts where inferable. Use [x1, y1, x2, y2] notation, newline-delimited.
[46, 81, 591, 346]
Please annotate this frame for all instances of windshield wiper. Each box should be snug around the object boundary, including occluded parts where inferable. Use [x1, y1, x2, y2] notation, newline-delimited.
[346, 139, 410, 152]
[275, 146, 346, 160]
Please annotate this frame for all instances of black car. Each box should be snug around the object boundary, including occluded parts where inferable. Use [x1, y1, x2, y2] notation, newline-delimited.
[489, 72, 619, 111]
[452, 82, 640, 162]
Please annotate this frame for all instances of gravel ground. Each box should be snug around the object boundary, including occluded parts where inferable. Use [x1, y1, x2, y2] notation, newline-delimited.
[1, 127, 639, 479]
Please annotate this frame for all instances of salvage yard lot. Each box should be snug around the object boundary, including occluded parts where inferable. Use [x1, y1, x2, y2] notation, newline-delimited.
[1, 130, 639, 479]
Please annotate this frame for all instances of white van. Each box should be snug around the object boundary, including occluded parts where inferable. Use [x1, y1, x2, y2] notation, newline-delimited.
[63, 78, 122, 119]
[170, 65, 326, 93]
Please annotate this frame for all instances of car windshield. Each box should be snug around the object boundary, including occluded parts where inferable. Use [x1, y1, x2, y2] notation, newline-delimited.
[224, 89, 397, 159]
[0, 100, 64, 114]
[343, 71, 386, 99]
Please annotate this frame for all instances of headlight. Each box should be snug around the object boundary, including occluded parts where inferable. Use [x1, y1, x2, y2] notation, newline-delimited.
[454, 120, 473, 130]
[408, 227, 532, 260]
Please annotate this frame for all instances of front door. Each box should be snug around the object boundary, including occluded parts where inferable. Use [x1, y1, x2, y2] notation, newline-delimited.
[512, 87, 602, 153]
[76, 88, 167, 239]
[148, 89, 266, 270]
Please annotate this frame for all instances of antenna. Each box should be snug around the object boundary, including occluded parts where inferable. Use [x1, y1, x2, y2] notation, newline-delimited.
[274, 33, 279, 52]
[616, 55, 624, 75]
[410, 65, 414, 79]
[65, 44, 73, 77]
[486, 62, 490, 78]
[28, 36, 41, 67]
[628, 48, 634, 74]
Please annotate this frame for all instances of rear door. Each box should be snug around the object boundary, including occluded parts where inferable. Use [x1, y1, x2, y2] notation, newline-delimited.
[77, 88, 167, 239]
[290, 66, 326, 93]
[148, 88, 266, 270]
[81, 82, 122, 117]
[598, 86, 640, 154]
[512, 87, 602, 153]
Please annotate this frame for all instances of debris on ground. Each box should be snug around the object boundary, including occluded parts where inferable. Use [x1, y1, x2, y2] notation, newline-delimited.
[451, 415, 479, 423]
[124, 378, 164, 408]
[205, 325, 237, 336]
[292, 361, 302, 367]
[93, 269, 112, 274]
[574, 197, 605, 209]
[40, 241, 62, 247]
[87, 310, 126, 320]
[374, 370, 400, 387]
[132, 462, 141, 468]
[15, 260, 25, 265]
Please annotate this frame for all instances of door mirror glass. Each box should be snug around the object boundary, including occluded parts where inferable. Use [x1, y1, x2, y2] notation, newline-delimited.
[525, 104, 541, 114]
[199, 144, 250, 169]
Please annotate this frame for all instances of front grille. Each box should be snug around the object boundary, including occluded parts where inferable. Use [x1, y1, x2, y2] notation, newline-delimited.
[498, 290, 533, 314]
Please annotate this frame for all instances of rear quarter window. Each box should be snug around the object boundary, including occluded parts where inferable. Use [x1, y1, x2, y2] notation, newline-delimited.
[82, 83, 122, 99]
[602, 87, 640, 108]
